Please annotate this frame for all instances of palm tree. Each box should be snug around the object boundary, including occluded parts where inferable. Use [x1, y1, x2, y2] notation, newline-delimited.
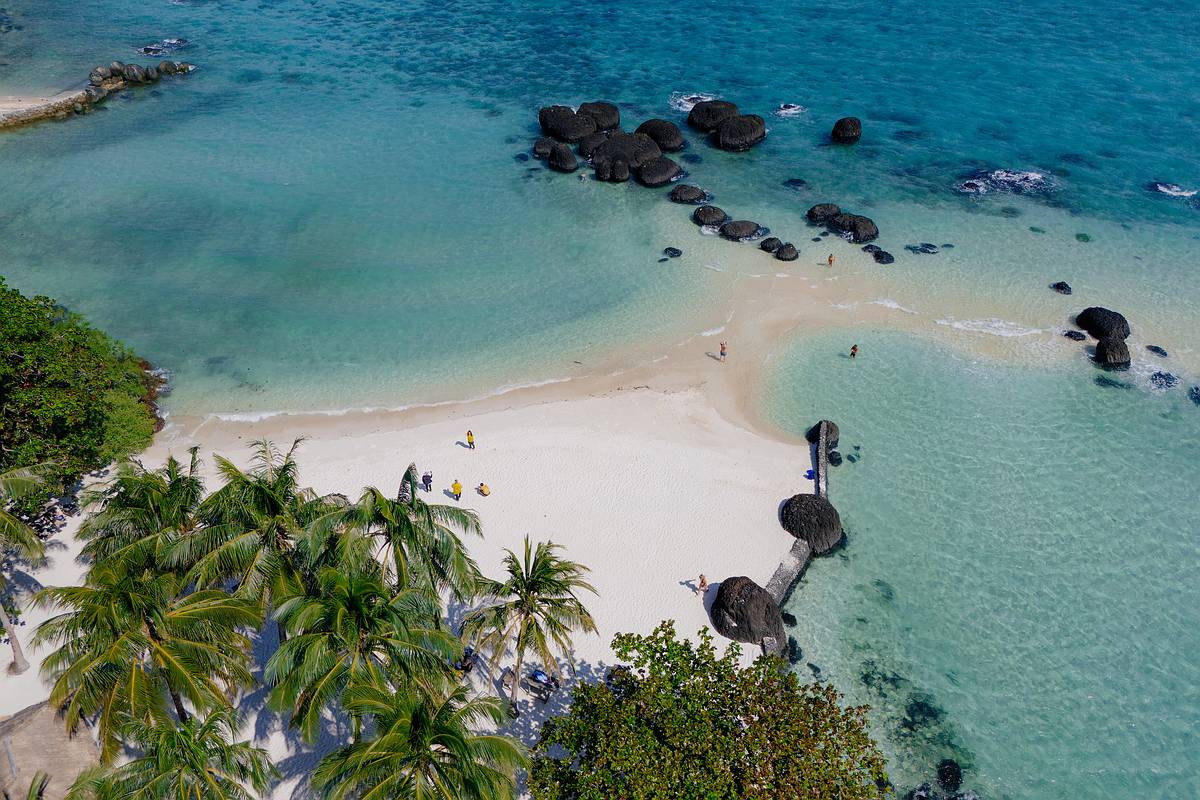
[461, 536, 597, 706]
[184, 440, 334, 635]
[336, 476, 482, 602]
[265, 565, 457, 743]
[311, 682, 527, 800]
[0, 465, 47, 675]
[66, 706, 278, 800]
[33, 564, 262, 762]
[24, 771, 49, 800]
[77, 449, 205, 574]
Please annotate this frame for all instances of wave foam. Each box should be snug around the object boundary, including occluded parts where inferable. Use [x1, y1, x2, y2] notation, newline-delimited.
[871, 299, 919, 314]
[935, 317, 1042, 337]
[956, 168, 1055, 195]
[1148, 181, 1197, 198]
[669, 92, 716, 113]
[772, 103, 807, 118]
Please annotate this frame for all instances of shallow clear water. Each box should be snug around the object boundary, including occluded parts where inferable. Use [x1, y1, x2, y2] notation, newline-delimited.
[760, 331, 1200, 799]
[2, 0, 1199, 413]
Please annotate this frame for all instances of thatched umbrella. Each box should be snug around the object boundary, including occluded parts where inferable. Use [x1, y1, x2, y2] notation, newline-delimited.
[780, 493, 844, 555]
[0, 702, 98, 800]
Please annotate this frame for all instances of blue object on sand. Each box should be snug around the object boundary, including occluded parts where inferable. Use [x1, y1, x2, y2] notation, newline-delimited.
[805, 469, 815, 480]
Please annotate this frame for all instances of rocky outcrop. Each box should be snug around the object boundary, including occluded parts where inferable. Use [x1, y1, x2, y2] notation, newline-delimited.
[831, 116, 862, 144]
[669, 184, 707, 203]
[828, 213, 879, 243]
[1063, 330, 1087, 341]
[779, 493, 844, 555]
[1075, 307, 1130, 340]
[806, 203, 841, 224]
[577, 130, 611, 158]
[719, 220, 764, 241]
[635, 155, 683, 187]
[591, 132, 661, 182]
[547, 142, 578, 172]
[805, 420, 839, 448]
[635, 118, 685, 151]
[775, 243, 798, 261]
[759, 237, 783, 253]
[873, 250, 895, 264]
[714, 114, 766, 151]
[709, 576, 785, 651]
[539, 105, 597, 143]
[1094, 337, 1131, 370]
[532, 137, 554, 159]
[577, 101, 620, 131]
[1150, 371, 1178, 389]
[1050, 281, 1072, 295]
[692, 205, 727, 226]
[687, 99, 739, 132]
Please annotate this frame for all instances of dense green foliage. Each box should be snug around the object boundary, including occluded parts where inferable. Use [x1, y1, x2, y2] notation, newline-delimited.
[0, 277, 158, 493]
[529, 622, 890, 800]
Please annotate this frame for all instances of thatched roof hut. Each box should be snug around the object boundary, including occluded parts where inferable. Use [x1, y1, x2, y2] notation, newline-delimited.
[0, 702, 98, 800]
[779, 493, 844, 555]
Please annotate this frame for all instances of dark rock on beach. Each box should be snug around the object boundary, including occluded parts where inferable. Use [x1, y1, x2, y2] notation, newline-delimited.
[668, 184, 707, 204]
[828, 213, 879, 243]
[547, 142, 578, 172]
[780, 493, 844, 555]
[714, 114, 766, 151]
[577, 101, 620, 131]
[719, 220, 764, 241]
[687, 99, 739, 132]
[709, 576, 785, 650]
[692, 205, 727, 226]
[1146, 345, 1169, 357]
[759, 237, 782, 253]
[775, 243, 799, 261]
[1063, 330, 1087, 341]
[635, 155, 683, 187]
[635, 118, 685, 152]
[1076, 307, 1130, 340]
[538, 105, 597, 143]
[806, 203, 841, 224]
[1051, 281, 1073, 295]
[873, 250, 895, 264]
[1094, 337, 1131, 370]
[831, 116, 862, 144]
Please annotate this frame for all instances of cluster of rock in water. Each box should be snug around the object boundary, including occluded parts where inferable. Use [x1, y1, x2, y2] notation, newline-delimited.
[1058, 303, 1194, 399]
[532, 102, 889, 264]
[73, 59, 194, 113]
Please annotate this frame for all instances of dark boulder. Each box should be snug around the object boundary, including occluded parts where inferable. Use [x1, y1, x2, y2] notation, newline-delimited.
[806, 203, 841, 224]
[1189, 386, 1200, 405]
[759, 237, 783, 253]
[709, 576, 785, 650]
[719, 220, 764, 241]
[714, 114, 766, 151]
[805, 419, 839, 448]
[937, 760, 963, 794]
[577, 101, 619, 131]
[595, 157, 630, 182]
[663, 247, 682, 258]
[692, 205, 727, 226]
[668, 184, 707, 204]
[1063, 330, 1087, 341]
[636, 156, 683, 187]
[96, 66, 112, 79]
[831, 116, 862, 144]
[828, 450, 843, 466]
[862, 244, 881, 254]
[532, 137, 553, 159]
[782, 177, 808, 190]
[1075, 307, 1130, 340]
[1146, 345, 1169, 358]
[577, 130, 611, 159]
[592, 132, 661, 172]
[687, 99, 739, 132]
[538, 105, 597, 143]
[145, 65, 160, 81]
[110, 60, 126, 74]
[159, 60, 177, 75]
[828, 213, 879, 243]
[1094, 337, 1131, 370]
[775, 243, 799, 261]
[873, 250, 895, 264]
[547, 142, 578, 173]
[1050, 281, 1073, 295]
[89, 71, 105, 86]
[1150, 371, 1178, 389]
[779, 494, 844, 555]
[636, 118, 685, 152]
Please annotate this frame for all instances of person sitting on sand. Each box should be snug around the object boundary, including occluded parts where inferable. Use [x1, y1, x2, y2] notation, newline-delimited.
[466, 430, 475, 449]
[422, 471, 433, 492]
[477, 483, 491, 497]
[697, 574, 709, 597]
[451, 479, 462, 501]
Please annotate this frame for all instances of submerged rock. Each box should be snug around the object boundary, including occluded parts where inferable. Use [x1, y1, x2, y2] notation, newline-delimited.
[1094, 336, 1131, 370]
[831, 116, 862, 143]
[1063, 330, 1087, 341]
[775, 243, 799, 261]
[714, 114, 766, 151]
[873, 250, 895, 264]
[779, 493, 844, 555]
[663, 247, 682, 258]
[759, 237, 783, 253]
[806, 203, 841, 224]
[1095, 375, 1133, 390]
[532, 137, 553, 159]
[937, 760, 963, 794]
[1076, 307, 1130, 340]
[692, 205, 727, 226]
[709, 576, 784, 651]
[1189, 386, 1200, 405]
[635, 118, 685, 151]
[1051, 281, 1073, 295]
[1150, 371, 1178, 389]
[687, 99, 739, 131]
[547, 142, 578, 172]
[1146, 344, 1169, 357]
[782, 177, 808, 190]
[719, 220, 765, 241]
[828, 213, 879, 243]
[635, 155, 683, 187]
[669, 183, 707, 203]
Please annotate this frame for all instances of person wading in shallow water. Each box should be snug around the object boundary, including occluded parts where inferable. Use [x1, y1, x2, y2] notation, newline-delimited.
[827, 253, 835, 268]
[850, 344, 859, 359]
[719, 341, 728, 362]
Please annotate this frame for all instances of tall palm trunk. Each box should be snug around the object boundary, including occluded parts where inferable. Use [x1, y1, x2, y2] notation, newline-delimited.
[0, 600, 29, 675]
[168, 686, 190, 723]
[509, 637, 525, 707]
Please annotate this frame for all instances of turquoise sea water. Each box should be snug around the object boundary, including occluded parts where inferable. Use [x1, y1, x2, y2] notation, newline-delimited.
[760, 331, 1200, 799]
[3, 0, 1199, 795]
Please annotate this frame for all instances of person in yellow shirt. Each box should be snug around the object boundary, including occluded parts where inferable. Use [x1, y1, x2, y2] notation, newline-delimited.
[477, 483, 491, 497]
[466, 430, 475, 449]
[451, 480, 462, 501]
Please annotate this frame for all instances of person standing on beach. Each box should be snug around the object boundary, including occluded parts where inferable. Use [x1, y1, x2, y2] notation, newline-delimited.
[850, 344, 859, 359]
[827, 253, 835, 268]
[466, 430, 475, 449]
[451, 479, 462, 501]
[422, 471, 433, 492]
[719, 341, 728, 362]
